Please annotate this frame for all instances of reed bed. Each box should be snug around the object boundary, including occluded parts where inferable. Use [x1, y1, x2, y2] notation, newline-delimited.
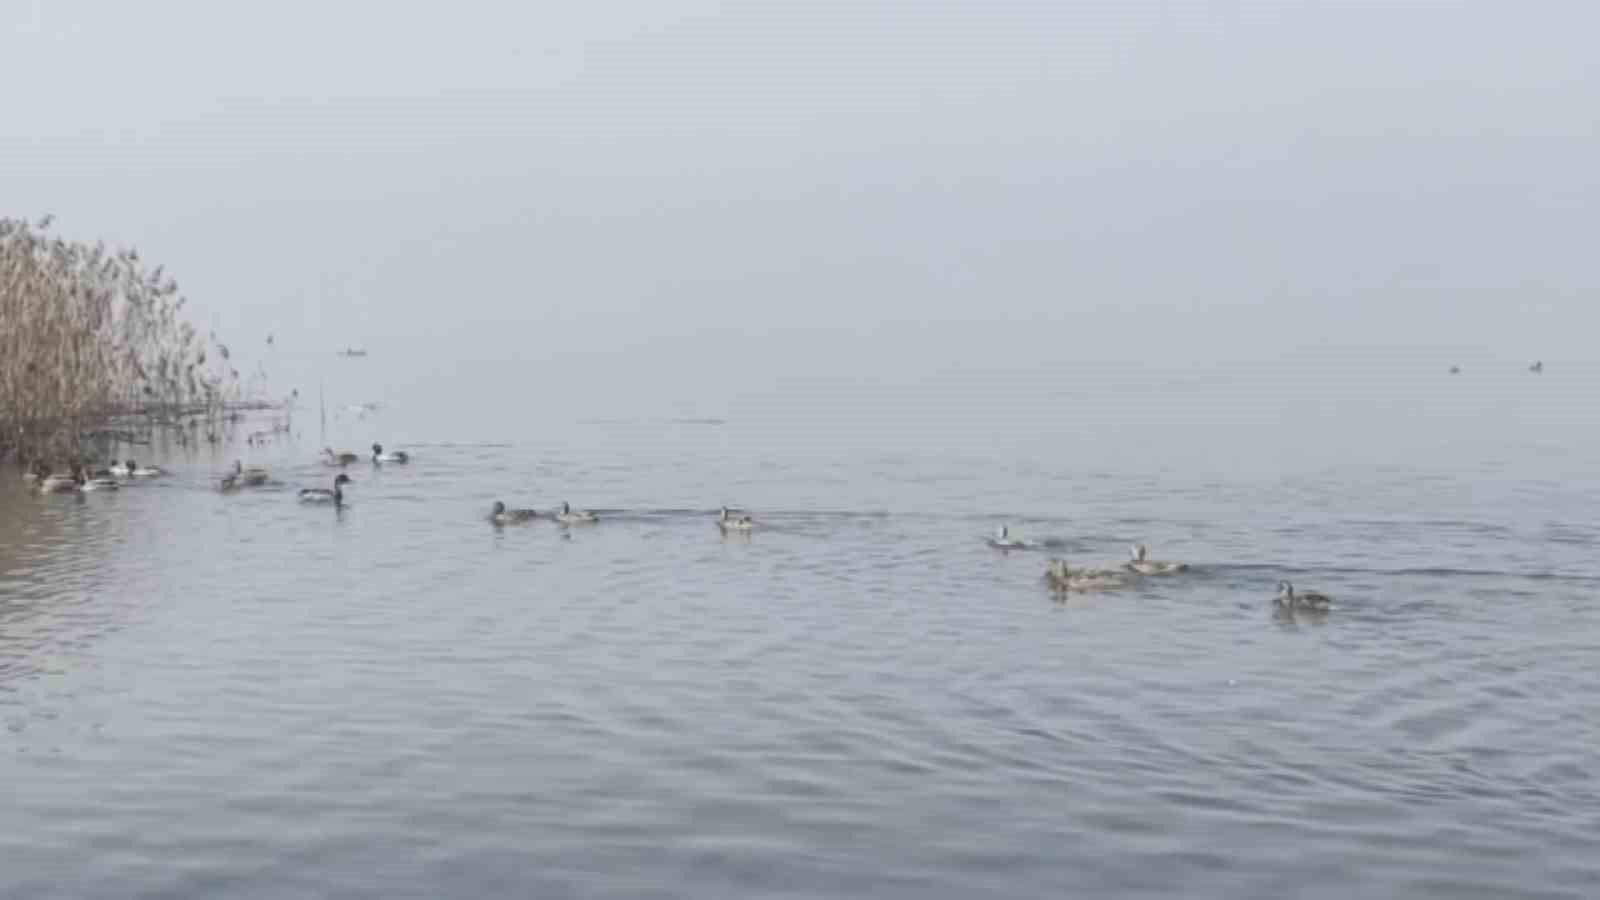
[1, 215, 246, 466]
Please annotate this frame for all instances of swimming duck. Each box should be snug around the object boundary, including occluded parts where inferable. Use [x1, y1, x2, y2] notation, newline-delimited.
[220, 460, 267, 492]
[1044, 559, 1127, 592]
[1275, 580, 1331, 612]
[1530, 360, 1544, 374]
[322, 447, 359, 467]
[1448, 365, 1461, 375]
[555, 501, 598, 525]
[299, 473, 352, 505]
[490, 501, 539, 524]
[718, 506, 755, 531]
[987, 524, 1028, 550]
[38, 471, 79, 493]
[372, 443, 410, 464]
[1125, 544, 1189, 575]
[117, 459, 164, 478]
[75, 472, 120, 492]
[234, 460, 270, 486]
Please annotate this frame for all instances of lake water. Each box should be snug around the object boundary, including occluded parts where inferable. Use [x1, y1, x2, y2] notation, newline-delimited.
[3, 353, 1599, 898]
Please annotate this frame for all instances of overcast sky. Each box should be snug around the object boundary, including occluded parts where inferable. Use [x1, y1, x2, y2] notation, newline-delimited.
[4, 0, 1596, 376]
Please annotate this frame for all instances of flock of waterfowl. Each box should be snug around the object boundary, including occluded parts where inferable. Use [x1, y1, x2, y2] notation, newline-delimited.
[23, 458, 165, 493]
[995, 525, 1332, 610]
[24, 444, 1333, 611]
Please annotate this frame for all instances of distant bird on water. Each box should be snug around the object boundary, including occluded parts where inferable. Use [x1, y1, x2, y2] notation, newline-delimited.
[1530, 360, 1544, 374]
[987, 524, 1027, 550]
[75, 472, 120, 492]
[1275, 580, 1331, 612]
[556, 502, 598, 525]
[1449, 365, 1461, 375]
[1044, 559, 1127, 592]
[300, 473, 352, 506]
[323, 447, 359, 467]
[1125, 543, 1188, 575]
[490, 501, 539, 524]
[372, 443, 409, 464]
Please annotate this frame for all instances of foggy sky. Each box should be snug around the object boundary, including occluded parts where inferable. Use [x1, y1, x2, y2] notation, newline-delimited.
[4, 0, 1596, 373]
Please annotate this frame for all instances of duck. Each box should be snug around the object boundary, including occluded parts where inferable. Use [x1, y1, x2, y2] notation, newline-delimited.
[1044, 559, 1127, 592]
[718, 506, 756, 531]
[1448, 365, 1461, 375]
[322, 447, 359, 467]
[1124, 543, 1189, 575]
[490, 501, 539, 524]
[1530, 360, 1544, 374]
[235, 460, 270, 487]
[75, 472, 120, 492]
[987, 524, 1028, 550]
[220, 460, 268, 492]
[117, 459, 164, 478]
[372, 443, 410, 464]
[38, 471, 79, 493]
[299, 473, 352, 505]
[555, 501, 598, 525]
[1275, 580, 1331, 612]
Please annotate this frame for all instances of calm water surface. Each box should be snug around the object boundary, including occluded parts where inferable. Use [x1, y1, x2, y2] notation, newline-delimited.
[3, 360, 1599, 898]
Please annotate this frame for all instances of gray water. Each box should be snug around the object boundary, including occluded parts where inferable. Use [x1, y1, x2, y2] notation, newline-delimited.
[3, 356, 1599, 899]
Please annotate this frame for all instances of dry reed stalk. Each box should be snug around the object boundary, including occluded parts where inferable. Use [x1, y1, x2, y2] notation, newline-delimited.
[0, 216, 245, 466]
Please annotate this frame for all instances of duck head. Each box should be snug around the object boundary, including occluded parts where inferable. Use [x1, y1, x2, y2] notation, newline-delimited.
[560, 501, 571, 515]
[492, 501, 506, 515]
[372, 443, 383, 455]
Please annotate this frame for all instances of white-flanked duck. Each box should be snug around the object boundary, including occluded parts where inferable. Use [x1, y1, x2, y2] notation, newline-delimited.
[555, 501, 598, 525]
[1044, 559, 1127, 592]
[115, 459, 164, 478]
[1275, 580, 1331, 612]
[1125, 544, 1188, 575]
[38, 471, 79, 493]
[718, 506, 756, 531]
[220, 460, 270, 492]
[490, 501, 539, 524]
[372, 443, 410, 464]
[75, 471, 120, 492]
[987, 524, 1028, 551]
[322, 447, 359, 467]
[299, 473, 352, 506]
